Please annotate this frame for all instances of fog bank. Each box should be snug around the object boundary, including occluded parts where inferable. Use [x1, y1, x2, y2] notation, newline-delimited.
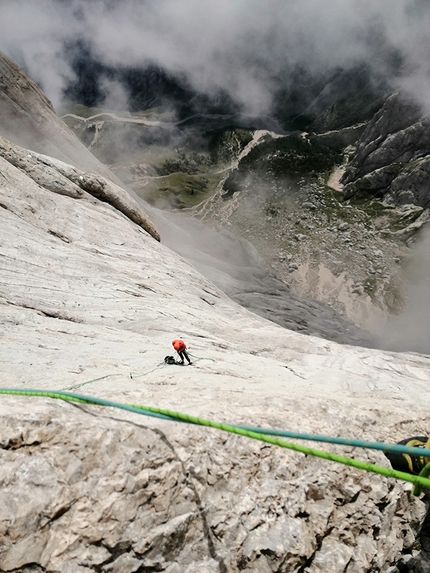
[1, 1, 430, 115]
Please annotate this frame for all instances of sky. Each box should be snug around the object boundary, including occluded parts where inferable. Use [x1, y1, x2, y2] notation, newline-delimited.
[1, 0, 430, 114]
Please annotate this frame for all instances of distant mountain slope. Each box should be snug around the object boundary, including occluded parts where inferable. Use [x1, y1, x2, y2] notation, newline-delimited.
[342, 93, 430, 210]
[63, 41, 387, 133]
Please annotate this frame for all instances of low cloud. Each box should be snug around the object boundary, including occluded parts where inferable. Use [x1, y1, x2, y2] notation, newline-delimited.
[1, 0, 430, 114]
[379, 229, 430, 354]
[99, 77, 129, 112]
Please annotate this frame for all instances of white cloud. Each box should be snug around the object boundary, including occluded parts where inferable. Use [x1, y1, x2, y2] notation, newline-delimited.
[381, 229, 430, 353]
[1, 0, 430, 113]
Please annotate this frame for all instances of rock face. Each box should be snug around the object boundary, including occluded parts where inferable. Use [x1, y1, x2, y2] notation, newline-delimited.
[0, 397, 428, 573]
[0, 51, 117, 180]
[0, 136, 160, 242]
[2, 126, 430, 571]
[3, 53, 430, 572]
[342, 93, 430, 208]
[0, 399, 218, 572]
[0, 51, 374, 346]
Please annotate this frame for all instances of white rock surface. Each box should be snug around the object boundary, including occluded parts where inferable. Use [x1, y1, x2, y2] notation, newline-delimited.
[1, 51, 430, 572]
[1, 132, 430, 571]
[0, 397, 427, 573]
[0, 136, 160, 241]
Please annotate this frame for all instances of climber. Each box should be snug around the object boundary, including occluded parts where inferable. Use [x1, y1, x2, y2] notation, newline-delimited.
[384, 436, 430, 475]
[171, 339, 192, 365]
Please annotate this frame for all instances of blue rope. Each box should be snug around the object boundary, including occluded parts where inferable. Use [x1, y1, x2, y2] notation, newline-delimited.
[1, 388, 430, 458]
[233, 425, 430, 458]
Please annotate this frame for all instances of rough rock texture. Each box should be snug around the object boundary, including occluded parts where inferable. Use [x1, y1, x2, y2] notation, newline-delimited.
[2, 55, 430, 572]
[0, 398, 428, 573]
[0, 399, 216, 572]
[2, 128, 430, 571]
[0, 136, 160, 241]
[342, 93, 430, 207]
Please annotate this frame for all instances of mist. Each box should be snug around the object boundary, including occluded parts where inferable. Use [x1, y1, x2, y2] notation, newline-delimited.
[2, 0, 430, 354]
[1, 0, 430, 115]
[378, 230, 430, 354]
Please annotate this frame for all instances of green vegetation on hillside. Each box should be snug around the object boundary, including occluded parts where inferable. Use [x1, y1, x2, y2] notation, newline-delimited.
[64, 106, 255, 209]
[223, 135, 343, 197]
[155, 150, 212, 176]
[241, 135, 342, 174]
[134, 171, 222, 209]
[207, 129, 253, 164]
[131, 128, 253, 208]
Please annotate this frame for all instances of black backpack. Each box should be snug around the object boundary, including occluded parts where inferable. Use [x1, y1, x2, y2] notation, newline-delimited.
[385, 436, 430, 475]
[164, 355, 177, 365]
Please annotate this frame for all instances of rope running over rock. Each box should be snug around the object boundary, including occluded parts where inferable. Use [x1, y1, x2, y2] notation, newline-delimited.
[1, 388, 430, 495]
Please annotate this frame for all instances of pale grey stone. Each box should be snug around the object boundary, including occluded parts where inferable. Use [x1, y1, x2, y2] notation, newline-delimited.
[338, 222, 350, 231]
[0, 52, 430, 573]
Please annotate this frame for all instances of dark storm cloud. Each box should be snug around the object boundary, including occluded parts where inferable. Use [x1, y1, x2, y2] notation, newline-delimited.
[1, 0, 430, 113]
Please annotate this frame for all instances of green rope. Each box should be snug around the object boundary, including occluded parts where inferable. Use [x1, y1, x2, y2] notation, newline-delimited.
[62, 374, 118, 391]
[1, 388, 430, 494]
[0, 388, 175, 421]
[230, 425, 430, 460]
[131, 362, 167, 379]
[105, 400, 430, 460]
[413, 462, 430, 497]
[125, 402, 430, 493]
[188, 353, 215, 363]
